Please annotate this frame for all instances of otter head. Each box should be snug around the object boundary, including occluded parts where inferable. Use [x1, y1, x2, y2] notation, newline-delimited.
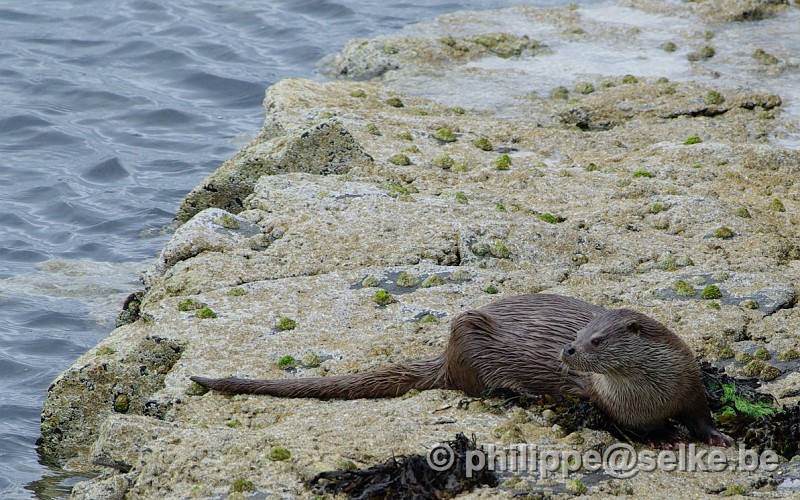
[560, 309, 645, 375]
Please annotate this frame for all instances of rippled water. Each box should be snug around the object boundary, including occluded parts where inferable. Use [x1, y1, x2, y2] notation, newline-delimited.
[0, 1, 555, 497]
[3, 1, 799, 498]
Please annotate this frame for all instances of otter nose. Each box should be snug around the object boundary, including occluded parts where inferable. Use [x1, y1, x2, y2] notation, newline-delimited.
[563, 345, 576, 357]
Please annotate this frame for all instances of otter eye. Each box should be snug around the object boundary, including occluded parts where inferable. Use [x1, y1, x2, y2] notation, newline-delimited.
[591, 337, 604, 346]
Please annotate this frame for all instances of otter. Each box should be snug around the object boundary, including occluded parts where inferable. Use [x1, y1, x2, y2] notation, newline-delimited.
[191, 293, 731, 447]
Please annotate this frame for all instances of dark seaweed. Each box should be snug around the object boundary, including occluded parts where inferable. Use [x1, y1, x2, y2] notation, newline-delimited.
[702, 363, 800, 458]
[307, 433, 497, 499]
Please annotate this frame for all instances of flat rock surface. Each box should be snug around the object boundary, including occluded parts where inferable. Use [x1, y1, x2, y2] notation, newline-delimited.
[41, 2, 799, 498]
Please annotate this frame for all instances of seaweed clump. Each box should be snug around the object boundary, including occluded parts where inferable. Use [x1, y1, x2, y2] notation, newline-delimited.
[702, 364, 799, 458]
[307, 433, 497, 499]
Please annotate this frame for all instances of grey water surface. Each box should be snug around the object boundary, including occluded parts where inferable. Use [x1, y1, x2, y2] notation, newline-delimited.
[0, 1, 565, 497]
[4, 0, 800, 498]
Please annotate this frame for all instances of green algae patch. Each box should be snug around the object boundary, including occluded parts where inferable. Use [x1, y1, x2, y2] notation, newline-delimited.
[230, 478, 255, 493]
[767, 198, 786, 212]
[575, 82, 595, 95]
[213, 213, 240, 230]
[177, 298, 203, 312]
[744, 359, 766, 377]
[754, 348, 771, 361]
[362, 276, 380, 287]
[704, 91, 725, 105]
[450, 269, 472, 281]
[632, 169, 654, 178]
[227, 287, 246, 297]
[419, 314, 439, 324]
[537, 213, 560, 224]
[494, 154, 511, 170]
[661, 41, 677, 52]
[195, 307, 217, 319]
[701, 284, 722, 300]
[672, 280, 696, 297]
[718, 347, 735, 360]
[684, 135, 703, 145]
[658, 257, 677, 271]
[433, 127, 457, 142]
[453, 192, 468, 204]
[566, 478, 588, 495]
[349, 89, 367, 98]
[373, 289, 395, 306]
[302, 353, 322, 368]
[385, 98, 404, 108]
[186, 381, 210, 396]
[777, 349, 800, 362]
[550, 86, 569, 100]
[621, 74, 638, 84]
[396, 271, 420, 288]
[753, 48, 779, 65]
[740, 299, 759, 309]
[473, 137, 493, 151]
[277, 355, 297, 371]
[276, 317, 297, 331]
[269, 446, 291, 461]
[96, 346, 116, 356]
[713, 226, 734, 239]
[735, 352, 753, 364]
[688, 46, 715, 61]
[388, 153, 411, 166]
[421, 274, 445, 288]
[651, 202, 669, 214]
[736, 207, 752, 218]
[485, 284, 499, 294]
[363, 123, 382, 136]
[760, 365, 781, 381]
[470, 243, 490, 257]
[384, 181, 417, 200]
[400, 388, 421, 400]
[431, 154, 455, 169]
[490, 242, 511, 259]
[113, 394, 130, 414]
[396, 131, 413, 141]
[723, 485, 748, 497]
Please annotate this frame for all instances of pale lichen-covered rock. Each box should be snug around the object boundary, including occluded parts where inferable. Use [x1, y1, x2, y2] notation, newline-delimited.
[630, 0, 791, 23]
[40, 326, 185, 464]
[176, 116, 373, 222]
[41, 3, 800, 498]
[326, 32, 544, 80]
[157, 208, 261, 271]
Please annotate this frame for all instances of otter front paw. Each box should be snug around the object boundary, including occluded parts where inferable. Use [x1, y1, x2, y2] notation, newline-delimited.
[706, 429, 734, 447]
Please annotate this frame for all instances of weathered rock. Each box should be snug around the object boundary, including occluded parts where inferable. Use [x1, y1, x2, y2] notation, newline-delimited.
[40, 330, 185, 463]
[41, 3, 800, 498]
[326, 33, 543, 80]
[176, 117, 372, 222]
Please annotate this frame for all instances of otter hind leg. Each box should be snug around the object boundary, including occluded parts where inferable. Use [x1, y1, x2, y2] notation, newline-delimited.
[441, 310, 500, 396]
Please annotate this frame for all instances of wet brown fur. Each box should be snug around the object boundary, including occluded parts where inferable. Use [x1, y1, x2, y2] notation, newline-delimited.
[191, 293, 729, 445]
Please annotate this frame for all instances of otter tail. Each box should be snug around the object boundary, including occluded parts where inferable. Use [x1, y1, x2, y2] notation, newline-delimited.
[190, 355, 447, 399]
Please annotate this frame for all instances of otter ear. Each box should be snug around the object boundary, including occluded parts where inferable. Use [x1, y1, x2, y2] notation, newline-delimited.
[626, 320, 641, 334]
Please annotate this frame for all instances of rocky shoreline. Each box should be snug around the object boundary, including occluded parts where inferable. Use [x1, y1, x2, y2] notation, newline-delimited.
[41, 2, 799, 498]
